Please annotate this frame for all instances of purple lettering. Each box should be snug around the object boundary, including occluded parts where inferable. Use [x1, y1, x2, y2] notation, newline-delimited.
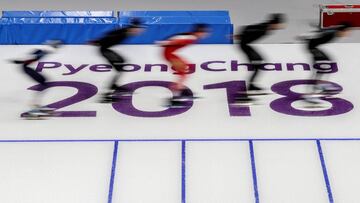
[89, 64, 112, 72]
[286, 63, 311, 71]
[231, 60, 253, 71]
[35, 62, 61, 72]
[260, 63, 282, 71]
[122, 64, 141, 72]
[112, 81, 193, 117]
[23, 81, 98, 117]
[201, 61, 226, 72]
[314, 62, 338, 74]
[204, 81, 251, 116]
[144, 64, 168, 72]
[63, 64, 88, 75]
[270, 79, 353, 116]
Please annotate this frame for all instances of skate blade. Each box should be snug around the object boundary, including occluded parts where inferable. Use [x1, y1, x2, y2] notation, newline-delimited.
[163, 100, 191, 108]
[173, 97, 200, 102]
[169, 105, 189, 108]
[98, 97, 120, 103]
[230, 101, 260, 106]
[297, 102, 332, 110]
[162, 104, 189, 108]
[99, 99, 113, 104]
[163, 103, 191, 108]
[21, 113, 48, 120]
[22, 108, 59, 119]
[237, 91, 271, 96]
[116, 92, 133, 97]
[247, 90, 271, 95]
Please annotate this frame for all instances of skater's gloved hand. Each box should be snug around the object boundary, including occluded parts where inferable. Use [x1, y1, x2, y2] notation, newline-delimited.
[155, 40, 170, 46]
[229, 34, 241, 40]
[87, 40, 100, 46]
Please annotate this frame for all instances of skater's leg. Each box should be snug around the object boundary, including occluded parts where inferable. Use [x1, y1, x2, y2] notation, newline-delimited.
[165, 56, 191, 107]
[302, 48, 333, 105]
[108, 72, 122, 91]
[169, 57, 188, 96]
[248, 62, 263, 91]
[240, 43, 264, 91]
[23, 64, 48, 107]
[310, 48, 332, 93]
[100, 47, 126, 91]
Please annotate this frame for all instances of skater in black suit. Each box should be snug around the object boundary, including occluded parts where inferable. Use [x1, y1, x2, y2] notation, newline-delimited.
[233, 13, 286, 104]
[11, 40, 62, 117]
[299, 22, 352, 105]
[307, 22, 352, 92]
[90, 18, 145, 103]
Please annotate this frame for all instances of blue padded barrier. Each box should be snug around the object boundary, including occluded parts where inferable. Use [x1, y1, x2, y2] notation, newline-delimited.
[118, 11, 233, 44]
[0, 10, 233, 44]
[2, 11, 115, 18]
[0, 11, 118, 44]
[0, 19, 12, 44]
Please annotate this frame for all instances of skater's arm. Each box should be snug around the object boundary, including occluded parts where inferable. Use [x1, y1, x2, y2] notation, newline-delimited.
[308, 30, 336, 48]
[239, 23, 269, 43]
[161, 35, 197, 46]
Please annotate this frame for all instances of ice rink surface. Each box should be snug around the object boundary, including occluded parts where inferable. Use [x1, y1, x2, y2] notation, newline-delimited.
[1, 44, 360, 202]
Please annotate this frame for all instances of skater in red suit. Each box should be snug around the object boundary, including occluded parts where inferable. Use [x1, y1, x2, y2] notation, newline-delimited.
[159, 24, 209, 107]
